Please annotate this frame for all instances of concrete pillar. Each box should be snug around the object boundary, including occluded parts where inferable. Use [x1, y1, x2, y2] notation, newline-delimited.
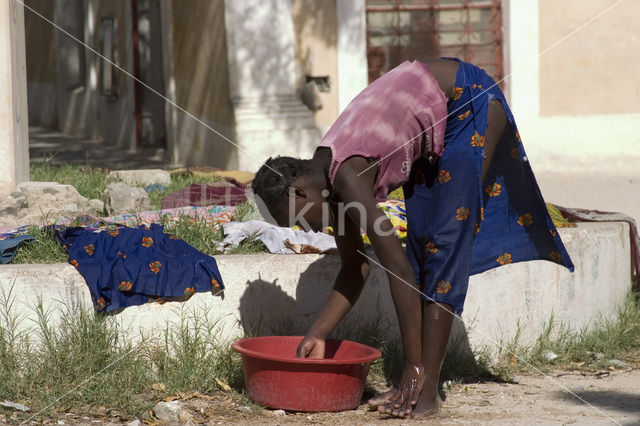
[159, 0, 178, 166]
[224, 0, 320, 170]
[336, 0, 368, 113]
[53, 0, 89, 137]
[0, 0, 29, 195]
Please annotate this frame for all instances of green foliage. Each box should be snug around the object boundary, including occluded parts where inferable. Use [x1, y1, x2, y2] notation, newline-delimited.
[30, 162, 109, 202]
[11, 226, 67, 264]
[0, 292, 245, 422]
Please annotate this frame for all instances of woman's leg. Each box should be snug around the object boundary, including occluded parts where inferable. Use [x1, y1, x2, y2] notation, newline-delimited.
[482, 99, 508, 182]
[409, 100, 508, 420]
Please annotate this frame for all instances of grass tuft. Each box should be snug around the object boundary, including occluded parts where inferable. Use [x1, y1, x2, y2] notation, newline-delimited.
[160, 214, 225, 255]
[225, 232, 268, 255]
[147, 307, 244, 394]
[30, 162, 109, 201]
[525, 291, 640, 369]
[0, 293, 244, 422]
[232, 201, 259, 222]
[479, 291, 640, 378]
[11, 226, 68, 264]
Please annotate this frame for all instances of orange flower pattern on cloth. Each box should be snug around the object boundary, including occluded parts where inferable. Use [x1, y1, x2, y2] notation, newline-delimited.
[471, 131, 485, 147]
[169, 235, 180, 240]
[107, 229, 119, 237]
[400, 61, 575, 318]
[497, 253, 512, 265]
[452, 87, 463, 100]
[57, 223, 225, 313]
[458, 110, 471, 120]
[515, 130, 522, 141]
[96, 297, 106, 310]
[456, 206, 470, 221]
[550, 229, 557, 238]
[436, 280, 452, 294]
[438, 170, 452, 184]
[549, 250, 563, 263]
[425, 242, 438, 255]
[486, 183, 502, 197]
[119, 281, 133, 292]
[517, 214, 533, 226]
[510, 147, 520, 159]
[149, 261, 162, 274]
[184, 287, 195, 297]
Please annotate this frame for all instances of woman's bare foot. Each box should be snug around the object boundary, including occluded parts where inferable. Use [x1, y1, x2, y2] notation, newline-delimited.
[367, 390, 396, 410]
[408, 389, 442, 419]
[374, 390, 415, 418]
[373, 388, 442, 419]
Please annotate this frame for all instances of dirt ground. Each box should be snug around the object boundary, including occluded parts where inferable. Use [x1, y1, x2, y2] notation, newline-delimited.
[14, 367, 637, 426]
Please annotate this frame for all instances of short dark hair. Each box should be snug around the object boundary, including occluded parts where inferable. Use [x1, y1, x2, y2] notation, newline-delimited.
[251, 156, 310, 219]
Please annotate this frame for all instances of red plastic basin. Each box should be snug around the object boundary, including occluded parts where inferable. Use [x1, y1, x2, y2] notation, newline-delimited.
[231, 336, 381, 412]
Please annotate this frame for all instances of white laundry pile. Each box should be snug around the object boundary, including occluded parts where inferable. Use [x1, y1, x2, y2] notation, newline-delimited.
[218, 220, 337, 254]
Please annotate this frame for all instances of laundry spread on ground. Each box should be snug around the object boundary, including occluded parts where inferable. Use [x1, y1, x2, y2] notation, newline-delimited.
[0, 225, 30, 240]
[219, 220, 338, 254]
[161, 180, 250, 209]
[0, 234, 35, 264]
[218, 199, 410, 254]
[57, 224, 224, 312]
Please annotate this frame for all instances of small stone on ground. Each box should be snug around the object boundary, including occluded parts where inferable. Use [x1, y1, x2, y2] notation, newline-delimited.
[104, 182, 150, 215]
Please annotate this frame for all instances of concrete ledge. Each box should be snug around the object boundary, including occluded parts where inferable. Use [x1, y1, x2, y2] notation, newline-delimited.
[0, 223, 632, 352]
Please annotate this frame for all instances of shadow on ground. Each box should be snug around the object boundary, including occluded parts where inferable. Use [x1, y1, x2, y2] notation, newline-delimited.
[552, 389, 640, 416]
[29, 127, 169, 169]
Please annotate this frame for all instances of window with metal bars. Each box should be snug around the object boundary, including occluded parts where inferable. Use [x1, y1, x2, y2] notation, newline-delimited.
[366, 0, 503, 84]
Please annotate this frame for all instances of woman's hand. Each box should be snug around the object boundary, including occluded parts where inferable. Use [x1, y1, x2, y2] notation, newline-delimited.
[296, 335, 326, 359]
[379, 362, 425, 416]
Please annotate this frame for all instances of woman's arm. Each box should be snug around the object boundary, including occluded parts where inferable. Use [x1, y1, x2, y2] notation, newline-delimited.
[332, 157, 425, 409]
[297, 206, 370, 357]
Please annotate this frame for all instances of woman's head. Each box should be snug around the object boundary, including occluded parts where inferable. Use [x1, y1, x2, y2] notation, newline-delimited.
[252, 156, 329, 231]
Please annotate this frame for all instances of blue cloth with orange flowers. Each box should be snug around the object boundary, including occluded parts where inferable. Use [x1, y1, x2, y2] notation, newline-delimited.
[403, 58, 574, 316]
[57, 224, 224, 312]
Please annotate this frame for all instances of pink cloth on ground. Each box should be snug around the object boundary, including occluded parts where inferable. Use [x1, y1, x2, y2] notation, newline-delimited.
[316, 60, 448, 201]
[161, 179, 250, 209]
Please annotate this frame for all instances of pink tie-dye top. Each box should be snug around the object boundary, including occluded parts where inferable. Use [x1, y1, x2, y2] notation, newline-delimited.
[317, 60, 448, 202]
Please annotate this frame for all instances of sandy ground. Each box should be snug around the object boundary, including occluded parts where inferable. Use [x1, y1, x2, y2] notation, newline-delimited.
[193, 368, 640, 426]
[16, 367, 638, 426]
